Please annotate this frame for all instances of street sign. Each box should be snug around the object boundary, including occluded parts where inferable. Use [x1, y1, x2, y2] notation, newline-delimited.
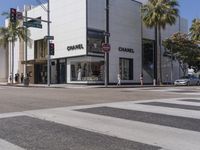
[16, 12, 23, 20]
[44, 36, 54, 40]
[23, 21, 42, 29]
[101, 43, 111, 52]
[104, 32, 110, 37]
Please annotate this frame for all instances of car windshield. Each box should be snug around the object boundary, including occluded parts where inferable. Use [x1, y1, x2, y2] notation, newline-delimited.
[180, 76, 189, 79]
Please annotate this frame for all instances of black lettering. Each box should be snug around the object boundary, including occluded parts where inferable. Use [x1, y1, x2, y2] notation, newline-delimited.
[67, 44, 84, 51]
[118, 47, 134, 53]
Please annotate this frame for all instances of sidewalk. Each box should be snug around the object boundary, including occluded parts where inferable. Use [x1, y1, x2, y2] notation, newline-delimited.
[0, 82, 172, 89]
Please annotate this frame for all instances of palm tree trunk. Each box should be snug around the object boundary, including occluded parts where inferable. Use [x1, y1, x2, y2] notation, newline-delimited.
[155, 25, 161, 84]
[157, 25, 162, 84]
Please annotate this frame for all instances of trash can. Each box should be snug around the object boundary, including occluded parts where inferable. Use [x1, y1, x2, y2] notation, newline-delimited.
[23, 77, 29, 87]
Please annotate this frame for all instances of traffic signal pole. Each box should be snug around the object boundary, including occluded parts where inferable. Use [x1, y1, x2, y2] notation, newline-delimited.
[47, 0, 51, 86]
[24, 8, 28, 86]
[104, 0, 109, 87]
[10, 8, 17, 85]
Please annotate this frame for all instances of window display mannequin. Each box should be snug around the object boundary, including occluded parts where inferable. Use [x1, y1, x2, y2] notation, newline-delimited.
[77, 67, 82, 81]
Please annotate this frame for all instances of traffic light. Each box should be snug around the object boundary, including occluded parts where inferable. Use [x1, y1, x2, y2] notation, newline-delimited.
[10, 8, 17, 23]
[49, 43, 55, 55]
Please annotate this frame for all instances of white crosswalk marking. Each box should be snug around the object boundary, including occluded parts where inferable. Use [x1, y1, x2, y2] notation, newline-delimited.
[1, 98, 200, 150]
[0, 139, 25, 150]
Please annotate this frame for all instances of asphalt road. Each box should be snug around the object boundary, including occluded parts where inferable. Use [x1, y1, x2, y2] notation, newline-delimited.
[0, 85, 200, 150]
[0, 86, 199, 113]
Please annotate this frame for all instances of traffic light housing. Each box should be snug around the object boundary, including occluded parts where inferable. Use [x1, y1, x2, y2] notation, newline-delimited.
[10, 8, 17, 23]
[49, 43, 55, 55]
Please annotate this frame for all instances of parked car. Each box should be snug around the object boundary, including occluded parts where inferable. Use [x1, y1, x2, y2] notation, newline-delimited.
[174, 76, 200, 86]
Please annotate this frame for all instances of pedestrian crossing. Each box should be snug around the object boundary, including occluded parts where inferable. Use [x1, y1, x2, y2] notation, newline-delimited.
[0, 98, 200, 150]
[135, 87, 200, 95]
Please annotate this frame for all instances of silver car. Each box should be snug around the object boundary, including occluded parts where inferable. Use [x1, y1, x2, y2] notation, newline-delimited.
[174, 76, 200, 86]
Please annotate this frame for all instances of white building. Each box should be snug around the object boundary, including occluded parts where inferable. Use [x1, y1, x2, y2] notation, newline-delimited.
[5, 0, 188, 84]
[0, 47, 7, 82]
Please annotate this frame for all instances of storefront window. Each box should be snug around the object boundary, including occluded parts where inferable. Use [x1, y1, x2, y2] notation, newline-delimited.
[71, 61, 104, 81]
[143, 39, 155, 79]
[87, 29, 105, 53]
[35, 39, 47, 59]
[119, 58, 133, 80]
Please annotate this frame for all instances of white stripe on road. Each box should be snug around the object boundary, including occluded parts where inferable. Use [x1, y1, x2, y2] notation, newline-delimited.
[104, 102, 200, 119]
[26, 108, 200, 150]
[0, 139, 24, 150]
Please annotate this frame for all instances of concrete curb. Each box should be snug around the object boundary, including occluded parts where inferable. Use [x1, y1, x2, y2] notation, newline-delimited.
[0, 82, 176, 89]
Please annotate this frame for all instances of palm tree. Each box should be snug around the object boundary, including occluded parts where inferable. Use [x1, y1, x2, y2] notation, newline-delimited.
[142, 0, 179, 84]
[190, 18, 200, 44]
[0, 12, 31, 84]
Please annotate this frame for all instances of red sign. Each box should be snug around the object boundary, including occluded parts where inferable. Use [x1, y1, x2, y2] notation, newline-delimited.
[101, 43, 111, 52]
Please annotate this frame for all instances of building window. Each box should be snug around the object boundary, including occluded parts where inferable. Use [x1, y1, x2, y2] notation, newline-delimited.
[143, 39, 155, 79]
[71, 61, 104, 81]
[87, 29, 105, 53]
[119, 58, 133, 80]
[34, 39, 47, 59]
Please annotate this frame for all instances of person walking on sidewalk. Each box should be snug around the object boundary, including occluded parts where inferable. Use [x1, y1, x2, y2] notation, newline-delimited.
[117, 74, 121, 86]
[140, 73, 143, 86]
[21, 73, 24, 83]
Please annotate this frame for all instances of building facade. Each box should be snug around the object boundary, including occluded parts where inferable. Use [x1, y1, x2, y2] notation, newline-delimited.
[5, 0, 188, 84]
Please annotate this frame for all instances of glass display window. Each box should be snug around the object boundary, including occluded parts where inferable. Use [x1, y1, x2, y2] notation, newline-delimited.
[71, 61, 104, 81]
[87, 29, 105, 53]
[119, 58, 133, 80]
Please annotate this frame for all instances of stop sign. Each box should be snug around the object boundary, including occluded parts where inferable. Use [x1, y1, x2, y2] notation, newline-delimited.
[101, 43, 111, 52]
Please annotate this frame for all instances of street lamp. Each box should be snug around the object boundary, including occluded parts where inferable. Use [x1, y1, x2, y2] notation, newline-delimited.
[104, 0, 109, 87]
[47, 0, 51, 86]
[35, 0, 51, 86]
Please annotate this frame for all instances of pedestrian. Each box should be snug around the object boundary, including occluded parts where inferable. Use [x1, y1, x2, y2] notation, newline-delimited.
[21, 73, 24, 83]
[15, 73, 19, 84]
[117, 74, 121, 86]
[140, 73, 143, 86]
[9, 74, 12, 83]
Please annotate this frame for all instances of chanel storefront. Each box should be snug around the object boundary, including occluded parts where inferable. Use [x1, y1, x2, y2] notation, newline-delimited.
[15, 0, 187, 84]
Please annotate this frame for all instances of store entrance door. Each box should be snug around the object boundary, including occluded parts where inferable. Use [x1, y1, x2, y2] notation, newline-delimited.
[35, 64, 47, 84]
[59, 62, 66, 84]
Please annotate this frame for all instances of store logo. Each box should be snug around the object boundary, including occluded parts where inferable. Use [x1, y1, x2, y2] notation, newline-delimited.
[67, 44, 84, 51]
[119, 47, 134, 53]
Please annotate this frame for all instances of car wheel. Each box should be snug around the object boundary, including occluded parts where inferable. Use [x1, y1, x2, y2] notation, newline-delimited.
[196, 82, 200, 86]
[187, 82, 190, 86]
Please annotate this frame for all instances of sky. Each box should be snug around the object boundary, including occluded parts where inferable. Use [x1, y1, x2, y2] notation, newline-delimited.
[0, 0, 199, 28]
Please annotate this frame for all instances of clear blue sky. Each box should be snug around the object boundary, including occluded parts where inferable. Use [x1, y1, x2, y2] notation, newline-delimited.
[0, 0, 199, 28]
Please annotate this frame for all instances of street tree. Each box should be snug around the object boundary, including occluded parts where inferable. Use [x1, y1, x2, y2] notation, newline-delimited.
[163, 32, 200, 74]
[142, 0, 179, 83]
[0, 11, 31, 84]
[189, 18, 200, 44]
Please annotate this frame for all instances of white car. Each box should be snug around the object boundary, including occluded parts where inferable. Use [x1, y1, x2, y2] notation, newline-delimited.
[174, 76, 200, 86]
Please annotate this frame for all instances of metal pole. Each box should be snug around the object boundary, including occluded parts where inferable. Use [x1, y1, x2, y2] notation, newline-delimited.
[11, 37, 14, 84]
[171, 46, 173, 85]
[105, 0, 109, 87]
[47, 0, 51, 86]
[25, 8, 28, 80]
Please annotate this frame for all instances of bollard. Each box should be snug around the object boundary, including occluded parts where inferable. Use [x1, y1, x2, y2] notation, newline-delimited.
[153, 79, 156, 86]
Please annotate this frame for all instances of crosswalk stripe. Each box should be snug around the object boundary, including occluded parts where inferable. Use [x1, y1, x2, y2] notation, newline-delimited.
[1, 98, 200, 150]
[106, 103, 200, 119]
[25, 108, 200, 150]
[0, 139, 24, 150]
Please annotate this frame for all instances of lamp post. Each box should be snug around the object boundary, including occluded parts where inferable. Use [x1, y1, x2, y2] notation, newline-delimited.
[170, 45, 173, 85]
[104, 0, 109, 87]
[24, 7, 29, 86]
[47, 0, 51, 86]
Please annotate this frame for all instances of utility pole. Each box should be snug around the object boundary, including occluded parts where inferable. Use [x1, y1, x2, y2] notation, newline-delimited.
[24, 7, 29, 86]
[171, 46, 173, 85]
[47, 0, 51, 86]
[104, 0, 109, 87]
[11, 37, 14, 84]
